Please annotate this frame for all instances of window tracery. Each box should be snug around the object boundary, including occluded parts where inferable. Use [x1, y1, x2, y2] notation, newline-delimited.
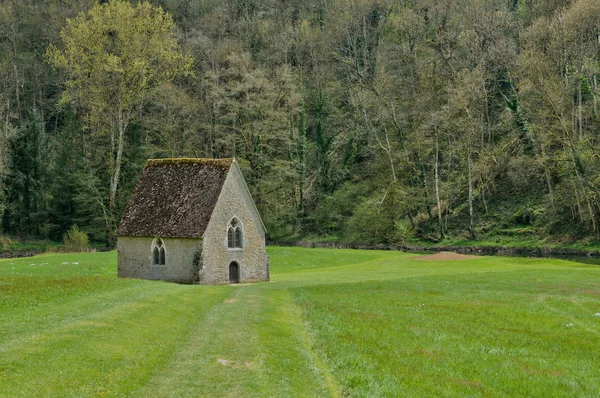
[152, 238, 166, 265]
[227, 218, 243, 248]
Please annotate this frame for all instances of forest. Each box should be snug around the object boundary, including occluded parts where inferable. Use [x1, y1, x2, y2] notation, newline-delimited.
[1, 0, 600, 247]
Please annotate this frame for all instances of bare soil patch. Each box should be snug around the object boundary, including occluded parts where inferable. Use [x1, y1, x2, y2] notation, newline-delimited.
[216, 358, 254, 369]
[415, 251, 482, 261]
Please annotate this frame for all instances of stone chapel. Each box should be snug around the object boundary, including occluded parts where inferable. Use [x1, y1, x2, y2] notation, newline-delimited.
[116, 158, 269, 284]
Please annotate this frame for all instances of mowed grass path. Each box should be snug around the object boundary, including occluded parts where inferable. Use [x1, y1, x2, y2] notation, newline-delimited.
[1, 248, 599, 396]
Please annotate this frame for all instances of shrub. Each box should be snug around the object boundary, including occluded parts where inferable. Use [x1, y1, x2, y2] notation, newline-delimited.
[0, 235, 14, 249]
[63, 225, 89, 253]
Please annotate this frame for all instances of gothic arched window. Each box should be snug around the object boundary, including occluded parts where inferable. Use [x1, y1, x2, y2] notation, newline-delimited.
[227, 218, 243, 248]
[152, 238, 166, 265]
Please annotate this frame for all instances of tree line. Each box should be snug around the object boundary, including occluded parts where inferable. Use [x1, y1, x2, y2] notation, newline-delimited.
[1, 0, 600, 246]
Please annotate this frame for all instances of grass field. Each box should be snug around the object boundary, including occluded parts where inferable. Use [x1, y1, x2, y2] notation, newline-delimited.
[1, 248, 599, 397]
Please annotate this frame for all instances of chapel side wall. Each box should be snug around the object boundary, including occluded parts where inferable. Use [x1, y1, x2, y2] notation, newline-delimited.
[117, 237, 201, 284]
[200, 165, 269, 284]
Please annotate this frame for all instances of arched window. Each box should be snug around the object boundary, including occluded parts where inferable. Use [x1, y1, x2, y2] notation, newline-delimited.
[152, 238, 166, 265]
[227, 218, 243, 248]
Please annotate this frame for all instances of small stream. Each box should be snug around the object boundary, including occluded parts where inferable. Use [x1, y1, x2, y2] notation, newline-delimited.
[271, 241, 600, 265]
[537, 255, 600, 266]
[432, 245, 600, 265]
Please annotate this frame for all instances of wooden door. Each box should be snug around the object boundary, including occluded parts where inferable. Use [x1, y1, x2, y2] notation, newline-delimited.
[229, 262, 239, 284]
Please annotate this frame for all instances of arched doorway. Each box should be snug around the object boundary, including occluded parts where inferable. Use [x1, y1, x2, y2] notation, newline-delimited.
[229, 262, 239, 284]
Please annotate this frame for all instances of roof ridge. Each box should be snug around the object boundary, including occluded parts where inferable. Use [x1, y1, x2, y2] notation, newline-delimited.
[146, 158, 233, 167]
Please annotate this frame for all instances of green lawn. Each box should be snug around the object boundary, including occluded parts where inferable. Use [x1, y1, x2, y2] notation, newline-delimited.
[1, 248, 599, 397]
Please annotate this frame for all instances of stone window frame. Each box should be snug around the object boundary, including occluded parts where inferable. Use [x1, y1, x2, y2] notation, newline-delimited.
[151, 237, 167, 266]
[227, 217, 244, 250]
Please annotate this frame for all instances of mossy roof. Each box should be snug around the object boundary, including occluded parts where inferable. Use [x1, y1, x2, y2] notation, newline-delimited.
[117, 158, 233, 238]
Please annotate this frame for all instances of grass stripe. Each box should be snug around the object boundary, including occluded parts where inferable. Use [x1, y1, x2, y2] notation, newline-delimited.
[136, 285, 336, 397]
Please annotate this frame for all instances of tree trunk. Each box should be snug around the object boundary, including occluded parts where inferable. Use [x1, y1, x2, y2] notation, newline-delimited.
[562, 143, 584, 223]
[565, 138, 597, 233]
[12, 39, 20, 114]
[109, 110, 125, 211]
[435, 136, 444, 239]
[407, 211, 417, 229]
[594, 70, 598, 118]
[361, 107, 396, 183]
[483, 75, 491, 145]
[362, 15, 368, 79]
[468, 151, 476, 240]
[108, 107, 126, 246]
[481, 179, 488, 214]
[541, 144, 555, 208]
[298, 109, 307, 218]
[415, 152, 433, 220]
[578, 79, 583, 137]
[384, 128, 397, 183]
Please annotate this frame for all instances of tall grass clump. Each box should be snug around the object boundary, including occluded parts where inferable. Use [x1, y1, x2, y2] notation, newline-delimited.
[0, 235, 14, 249]
[63, 225, 89, 252]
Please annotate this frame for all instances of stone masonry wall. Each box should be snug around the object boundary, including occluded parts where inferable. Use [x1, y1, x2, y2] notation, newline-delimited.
[117, 237, 202, 284]
[200, 163, 269, 284]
